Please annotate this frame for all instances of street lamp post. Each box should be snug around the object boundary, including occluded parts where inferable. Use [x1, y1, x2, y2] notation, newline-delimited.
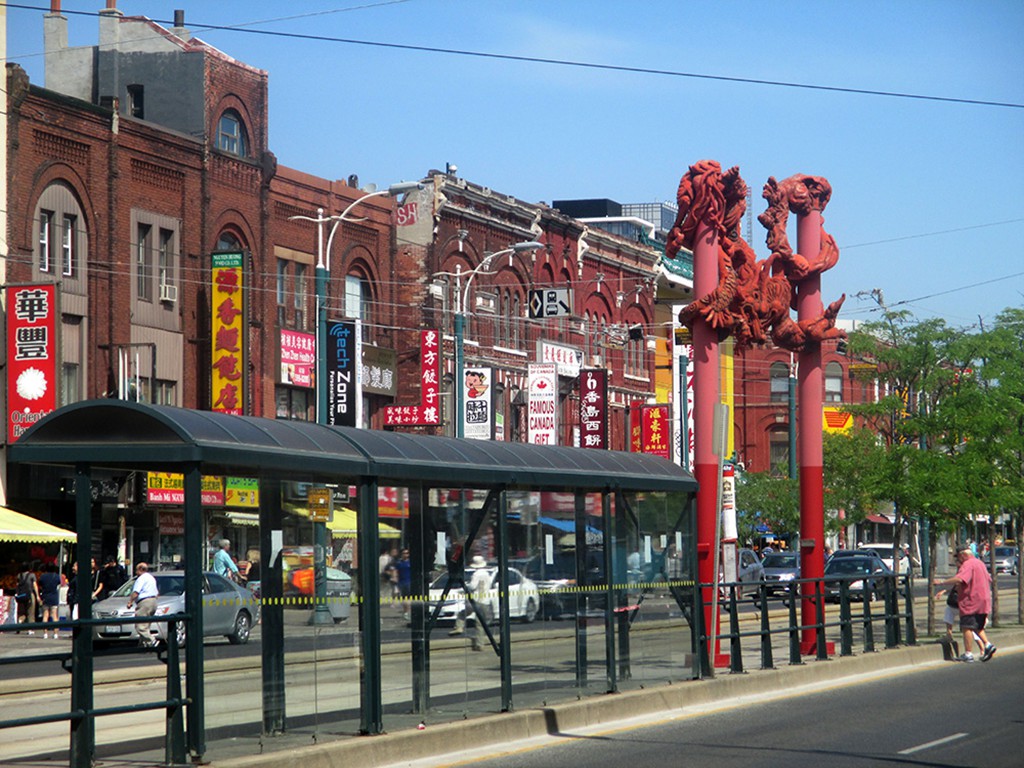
[288, 181, 421, 625]
[290, 181, 422, 426]
[438, 240, 544, 439]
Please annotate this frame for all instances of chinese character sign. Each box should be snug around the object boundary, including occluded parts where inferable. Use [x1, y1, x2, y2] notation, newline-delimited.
[383, 329, 441, 426]
[463, 366, 492, 440]
[6, 284, 58, 442]
[527, 363, 558, 445]
[579, 368, 608, 449]
[211, 252, 246, 415]
[326, 319, 358, 427]
[280, 329, 315, 388]
[641, 404, 672, 460]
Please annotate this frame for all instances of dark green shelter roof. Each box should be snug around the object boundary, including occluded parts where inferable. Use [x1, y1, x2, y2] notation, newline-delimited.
[10, 400, 697, 493]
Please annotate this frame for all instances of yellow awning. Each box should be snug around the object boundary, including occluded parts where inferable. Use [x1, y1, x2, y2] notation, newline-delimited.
[285, 503, 402, 539]
[0, 506, 77, 544]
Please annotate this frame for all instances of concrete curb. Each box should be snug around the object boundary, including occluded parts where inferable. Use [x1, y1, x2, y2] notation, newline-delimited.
[212, 625, 1024, 768]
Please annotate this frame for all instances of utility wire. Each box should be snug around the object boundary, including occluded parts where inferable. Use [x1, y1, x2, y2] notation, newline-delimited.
[3, 2, 1021, 109]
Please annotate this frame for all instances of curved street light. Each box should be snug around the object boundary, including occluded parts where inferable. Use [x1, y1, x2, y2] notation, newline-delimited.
[435, 240, 545, 438]
[289, 181, 423, 426]
[288, 181, 423, 626]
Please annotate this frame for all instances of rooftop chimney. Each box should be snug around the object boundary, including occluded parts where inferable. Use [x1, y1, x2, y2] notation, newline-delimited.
[171, 9, 190, 42]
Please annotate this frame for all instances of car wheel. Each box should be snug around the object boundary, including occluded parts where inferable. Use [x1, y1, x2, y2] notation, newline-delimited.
[172, 621, 187, 649]
[522, 598, 538, 623]
[228, 611, 251, 645]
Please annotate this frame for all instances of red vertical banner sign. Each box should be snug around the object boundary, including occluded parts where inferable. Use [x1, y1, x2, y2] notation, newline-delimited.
[629, 400, 644, 452]
[383, 329, 441, 426]
[6, 284, 59, 442]
[579, 368, 608, 449]
[211, 252, 246, 414]
[641, 404, 672, 460]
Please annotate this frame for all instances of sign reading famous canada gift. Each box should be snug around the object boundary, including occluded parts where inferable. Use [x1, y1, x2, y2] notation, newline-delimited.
[527, 363, 558, 445]
[7, 284, 59, 442]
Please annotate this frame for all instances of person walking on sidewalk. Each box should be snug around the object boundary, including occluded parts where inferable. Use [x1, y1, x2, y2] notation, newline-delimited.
[213, 539, 240, 582]
[126, 562, 160, 647]
[16, 562, 40, 634]
[38, 563, 62, 639]
[933, 544, 996, 662]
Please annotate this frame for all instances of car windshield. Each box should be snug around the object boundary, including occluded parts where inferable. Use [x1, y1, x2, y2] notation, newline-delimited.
[995, 547, 1016, 557]
[430, 569, 490, 591]
[826, 558, 876, 576]
[109, 573, 185, 598]
[762, 554, 798, 568]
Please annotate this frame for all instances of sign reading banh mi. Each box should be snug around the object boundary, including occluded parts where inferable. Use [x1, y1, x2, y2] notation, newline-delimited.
[6, 283, 59, 442]
[146, 472, 226, 506]
[211, 252, 246, 414]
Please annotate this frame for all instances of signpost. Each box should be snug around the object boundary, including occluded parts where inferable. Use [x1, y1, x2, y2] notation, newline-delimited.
[528, 288, 571, 319]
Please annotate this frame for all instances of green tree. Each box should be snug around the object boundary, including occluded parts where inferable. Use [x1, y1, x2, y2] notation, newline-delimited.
[735, 469, 800, 545]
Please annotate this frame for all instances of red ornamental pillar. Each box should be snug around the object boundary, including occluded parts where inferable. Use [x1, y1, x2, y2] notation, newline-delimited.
[692, 217, 723, 665]
[795, 210, 829, 654]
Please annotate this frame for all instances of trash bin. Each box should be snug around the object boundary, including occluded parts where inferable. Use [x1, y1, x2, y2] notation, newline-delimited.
[325, 568, 352, 622]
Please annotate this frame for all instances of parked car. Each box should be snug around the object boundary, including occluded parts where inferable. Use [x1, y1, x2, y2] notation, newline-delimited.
[427, 565, 538, 625]
[762, 552, 800, 594]
[720, 547, 765, 599]
[92, 570, 260, 646]
[856, 544, 910, 574]
[823, 555, 893, 602]
[511, 552, 614, 619]
[992, 546, 1019, 575]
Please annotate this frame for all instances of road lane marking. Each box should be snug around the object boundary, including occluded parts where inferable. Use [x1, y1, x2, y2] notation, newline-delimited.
[898, 732, 968, 755]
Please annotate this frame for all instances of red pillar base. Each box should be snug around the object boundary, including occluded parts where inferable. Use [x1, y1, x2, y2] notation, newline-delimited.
[800, 638, 836, 656]
[712, 653, 732, 668]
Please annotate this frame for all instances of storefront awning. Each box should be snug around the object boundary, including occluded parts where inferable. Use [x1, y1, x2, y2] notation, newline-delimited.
[866, 514, 892, 524]
[0, 506, 77, 543]
[286, 503, 402, 539]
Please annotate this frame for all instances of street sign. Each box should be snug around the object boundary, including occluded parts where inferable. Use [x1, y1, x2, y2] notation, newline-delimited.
[306, 487, 334, 522]
[528, 289, 571, 319]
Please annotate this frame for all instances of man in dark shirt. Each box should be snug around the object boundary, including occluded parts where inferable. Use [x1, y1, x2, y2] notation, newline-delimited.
[92, 556, 127, 602]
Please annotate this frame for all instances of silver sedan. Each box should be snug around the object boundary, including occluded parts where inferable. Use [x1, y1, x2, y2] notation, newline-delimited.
[92, 570, 260, 646]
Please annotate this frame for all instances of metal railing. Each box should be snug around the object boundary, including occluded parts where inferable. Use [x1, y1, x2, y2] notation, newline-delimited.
[0, 613, 190, 767]
[693, 573, 917, 677]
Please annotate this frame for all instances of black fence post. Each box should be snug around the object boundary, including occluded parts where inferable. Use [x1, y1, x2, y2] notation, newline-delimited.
[728, 585, 744, 674]
[165, 619, 187, 765]
[884, 576, 899, 649]
[814, 580, 828, 661]
[862, 582, 875, 653]
[902, 574, 917, 645]
[788, 583, 802, 665]
[758, 583, 774, 670]
[839, 581, 853, 656]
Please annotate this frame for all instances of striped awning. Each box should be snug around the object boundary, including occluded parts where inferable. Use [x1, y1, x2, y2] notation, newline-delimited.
[0, 506, 77, 543]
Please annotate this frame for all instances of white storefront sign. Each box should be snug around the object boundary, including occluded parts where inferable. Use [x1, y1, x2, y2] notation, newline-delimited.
[527, 363, 559, 445]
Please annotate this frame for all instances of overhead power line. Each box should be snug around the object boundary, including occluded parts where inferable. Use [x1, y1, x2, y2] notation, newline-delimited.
[4, 2, 1022, 109]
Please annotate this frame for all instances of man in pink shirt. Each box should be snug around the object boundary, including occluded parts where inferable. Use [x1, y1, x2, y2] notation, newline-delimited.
[933, 544, 996, 662]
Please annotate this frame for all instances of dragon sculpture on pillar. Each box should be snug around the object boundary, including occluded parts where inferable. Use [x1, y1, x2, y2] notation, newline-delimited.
[666, 160, 846, 352]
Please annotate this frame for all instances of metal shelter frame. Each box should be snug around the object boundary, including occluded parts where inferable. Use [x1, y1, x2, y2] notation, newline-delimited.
[9, 400, 698, 765]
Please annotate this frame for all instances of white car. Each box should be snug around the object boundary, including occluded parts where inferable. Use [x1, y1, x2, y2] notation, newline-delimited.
[856, 545, 910, 575]
[428, 566, 539, 625]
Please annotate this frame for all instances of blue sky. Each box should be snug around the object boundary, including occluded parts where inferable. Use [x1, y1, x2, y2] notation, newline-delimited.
[5, 1, 1023, 330]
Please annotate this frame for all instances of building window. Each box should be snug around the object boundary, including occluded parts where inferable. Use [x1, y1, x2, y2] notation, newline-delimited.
[216, 110, 248, 156]
[276, 386, 312, 421]
[39, 210, 54, 272]
[345, 274, 371, 341]
[277, 259, 288, 326]
[512, 294, 521, 347]
[158, 228, 175, 299]
[769, 428, 790, 476]
[294, 263, 307, 329]
[61, 363, 81, 406]
[127, 84, 144, 119]
[137, 224, 153, 301]
[62, 215, 77, 277]
[825, 361, 844, 402]
[770, 361, 790, 403]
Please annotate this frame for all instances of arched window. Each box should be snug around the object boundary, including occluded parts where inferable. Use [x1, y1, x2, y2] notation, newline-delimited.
[34, 182, 86, 291]
[345, 273, 372, 341]
[512, 293, 521, 348]
[825, 362, 844, 402]
[216, 110, 249, 157]
[217, 232, 242, 251]
[770, 361, 790, 403]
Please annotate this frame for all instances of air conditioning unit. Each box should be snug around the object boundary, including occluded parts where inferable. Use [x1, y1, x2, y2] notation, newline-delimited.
[158, 283, 178, 303]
